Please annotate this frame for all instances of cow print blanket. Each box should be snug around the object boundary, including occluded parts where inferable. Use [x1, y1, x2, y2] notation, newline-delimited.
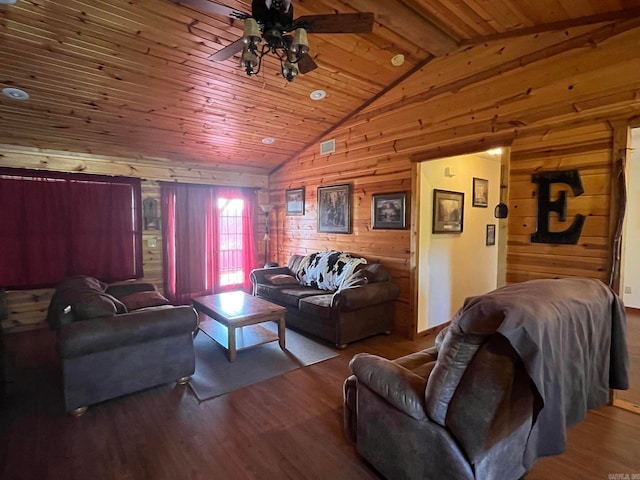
[296, 251, 367, 291]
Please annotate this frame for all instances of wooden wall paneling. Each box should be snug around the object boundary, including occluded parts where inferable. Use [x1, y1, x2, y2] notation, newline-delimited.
[270, 23, 640, 339]
[0, 147, 269, 332]
[507, 123, 615, 283]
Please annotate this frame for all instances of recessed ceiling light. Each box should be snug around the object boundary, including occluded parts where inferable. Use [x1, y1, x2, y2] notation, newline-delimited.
[391, 54, 405, 67]
[261, 137, 275, 145]
[310, 89, 326, 101]
[2, 87, 30, 100]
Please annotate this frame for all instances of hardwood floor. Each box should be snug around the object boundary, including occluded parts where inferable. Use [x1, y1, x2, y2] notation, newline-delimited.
[1, 319, 639, 480]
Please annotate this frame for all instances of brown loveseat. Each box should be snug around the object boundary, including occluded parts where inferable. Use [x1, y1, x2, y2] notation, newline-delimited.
[250, 251, 400, 347]
[47, 276, 198, 415]
[344, 278, 629, 480]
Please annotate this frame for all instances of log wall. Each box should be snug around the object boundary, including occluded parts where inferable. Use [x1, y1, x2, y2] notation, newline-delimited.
[0, 146, 268, 332]
[269, 22, 640, 338]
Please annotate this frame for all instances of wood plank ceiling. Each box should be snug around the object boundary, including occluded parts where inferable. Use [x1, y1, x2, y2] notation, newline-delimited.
[1, 0, 639, 174]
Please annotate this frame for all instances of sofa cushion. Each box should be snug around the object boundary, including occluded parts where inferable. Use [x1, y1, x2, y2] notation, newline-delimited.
[47, 275, 116, 328]
[120, 290, 170, 311]
[255, 283, 287, 300]
[299, 294, 334, 319]
[275, 286, 326, 307]
[72, 292, 127, 320]
[265, 273, 299, 285]
[361, 263, 391, 283]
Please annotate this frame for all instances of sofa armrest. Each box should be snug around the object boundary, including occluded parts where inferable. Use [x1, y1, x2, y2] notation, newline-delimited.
[332, 281, 400, 311]
[350, 353, 427, 420]
[58, 305, 198, 359]
[106, 282, 157, 300]
[250, 266, 294, 289]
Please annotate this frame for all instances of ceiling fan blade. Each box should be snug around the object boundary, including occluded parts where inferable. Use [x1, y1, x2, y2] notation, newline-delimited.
[294, 12, 374, 34]
[175, 0, 249, 20]
[209, 38, 245, 61]
[298, 55, 318, 74]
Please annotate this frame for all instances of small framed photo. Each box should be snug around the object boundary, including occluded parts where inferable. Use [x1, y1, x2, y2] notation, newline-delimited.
[472, 177, 488, 208]
[285, 187, 305, 216]
[372, 192, 407, 229]
[433, 189, 464, 234]
[317, 184, 351, 234]
[486, 224, 496, 246]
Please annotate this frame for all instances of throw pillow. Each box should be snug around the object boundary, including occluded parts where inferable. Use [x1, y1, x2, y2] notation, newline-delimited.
[120, 291, 171, 311]
[265, 274, 299, 286]
[72, 293, 126, 320]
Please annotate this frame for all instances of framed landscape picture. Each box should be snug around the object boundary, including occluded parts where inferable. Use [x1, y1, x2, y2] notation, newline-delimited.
[317, 184, 351, 234]
[372, 192, 407, 229]
[285, 187, 305, 216]
[472, 177, 488, 207]
[433, 189, 464, 233]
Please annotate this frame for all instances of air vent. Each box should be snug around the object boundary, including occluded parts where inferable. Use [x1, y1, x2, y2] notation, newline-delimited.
[320, 139, 336, 155]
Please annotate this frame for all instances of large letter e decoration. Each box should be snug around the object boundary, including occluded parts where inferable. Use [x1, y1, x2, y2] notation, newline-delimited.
[530, 170, 585, 245]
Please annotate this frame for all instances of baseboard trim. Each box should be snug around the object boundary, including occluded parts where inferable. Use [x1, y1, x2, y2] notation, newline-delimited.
[417, 321, 450, 338]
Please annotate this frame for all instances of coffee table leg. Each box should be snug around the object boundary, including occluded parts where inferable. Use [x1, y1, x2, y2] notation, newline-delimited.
[278, 314, 286, 350]
[228, 325, 237, 362]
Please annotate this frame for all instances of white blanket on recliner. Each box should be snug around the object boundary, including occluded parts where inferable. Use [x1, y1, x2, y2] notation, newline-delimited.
[297, 251, 366, 291]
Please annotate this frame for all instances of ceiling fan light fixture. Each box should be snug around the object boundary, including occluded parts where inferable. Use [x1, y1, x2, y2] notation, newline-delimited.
[240, 48, 258, 70]
[291, 28, 309, 56]
[242, 18, 262, 44]
[282, 61, 298, 82]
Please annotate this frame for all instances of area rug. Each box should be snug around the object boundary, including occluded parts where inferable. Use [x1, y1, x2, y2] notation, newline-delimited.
[189, 322, 339, 401]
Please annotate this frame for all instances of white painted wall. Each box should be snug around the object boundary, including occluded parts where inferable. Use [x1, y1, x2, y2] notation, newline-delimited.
[417, 153, 501, 331]
[622, 128, 640, 307]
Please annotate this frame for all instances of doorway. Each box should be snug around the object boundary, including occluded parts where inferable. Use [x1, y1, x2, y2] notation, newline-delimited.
[618, 126, 640, 413]
[416, 151, 504, 333]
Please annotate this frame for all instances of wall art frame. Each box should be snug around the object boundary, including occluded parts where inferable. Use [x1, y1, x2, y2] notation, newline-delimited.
[285, 187, 305, 216]
[486, 224, 496, 246]
[317, 184, 351, 234]
[472, 177, 489, 208]
[372, 192, 407, 229]
[432, 189, 464, 233]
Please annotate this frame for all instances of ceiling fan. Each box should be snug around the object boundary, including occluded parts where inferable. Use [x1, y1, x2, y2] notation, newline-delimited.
[176, 0, 375, 81]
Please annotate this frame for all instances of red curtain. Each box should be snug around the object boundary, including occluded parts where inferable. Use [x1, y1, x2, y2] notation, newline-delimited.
[0, 168, 142, 289]
[161, 183, 256, 304]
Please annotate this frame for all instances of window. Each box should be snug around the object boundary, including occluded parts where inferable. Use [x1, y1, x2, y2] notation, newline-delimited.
[0, 168, 143, 289]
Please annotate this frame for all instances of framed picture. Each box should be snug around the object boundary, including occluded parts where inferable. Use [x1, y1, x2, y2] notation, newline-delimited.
[285, 187, 305, 216]
[486, 224, 496, 246]
[432, 189, 464, 234]
[472, 177, 489, 208]
[317, 184, 351, 234]
[372, 192, 407, 229]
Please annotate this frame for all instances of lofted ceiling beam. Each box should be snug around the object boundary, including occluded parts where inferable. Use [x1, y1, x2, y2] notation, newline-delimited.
[462, 7, 640, 45]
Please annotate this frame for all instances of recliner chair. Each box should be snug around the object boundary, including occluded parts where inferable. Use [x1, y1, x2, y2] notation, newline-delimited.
[344, 278, 628, 480]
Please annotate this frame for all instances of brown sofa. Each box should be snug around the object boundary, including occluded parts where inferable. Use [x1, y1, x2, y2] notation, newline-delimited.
[344, 278, 629, 480]
[47, 276, 198, 415]
[250, 251, 400, 347]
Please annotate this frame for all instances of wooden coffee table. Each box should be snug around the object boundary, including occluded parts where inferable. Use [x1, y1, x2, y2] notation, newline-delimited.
[192, 291, 286, 362]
